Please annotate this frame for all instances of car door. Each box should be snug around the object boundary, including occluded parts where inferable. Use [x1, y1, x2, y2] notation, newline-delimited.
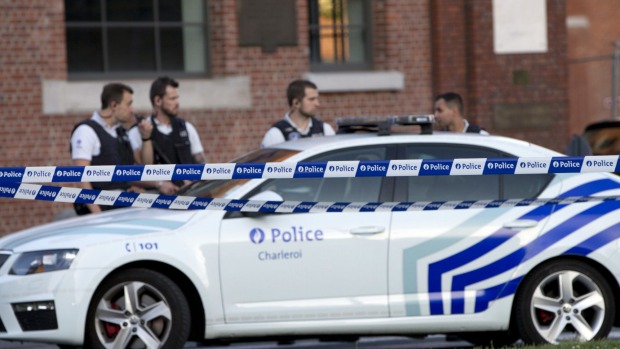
[219, 145, 395, 323]
[388, 144, 558, 318]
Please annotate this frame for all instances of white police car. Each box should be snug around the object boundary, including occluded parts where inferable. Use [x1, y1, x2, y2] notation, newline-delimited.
[0, 115, 620, 348]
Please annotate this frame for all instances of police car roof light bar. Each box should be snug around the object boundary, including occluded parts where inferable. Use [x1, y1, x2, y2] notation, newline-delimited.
[336, 114, 434, 136]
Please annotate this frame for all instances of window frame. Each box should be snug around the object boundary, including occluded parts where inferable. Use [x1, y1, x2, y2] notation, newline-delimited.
[308, 0, 373, 72]
[64, 0, 211, 80]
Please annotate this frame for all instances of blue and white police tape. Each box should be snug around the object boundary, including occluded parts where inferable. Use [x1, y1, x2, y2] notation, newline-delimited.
[0, 182, 618, 212]
[0, 155, 618, 184]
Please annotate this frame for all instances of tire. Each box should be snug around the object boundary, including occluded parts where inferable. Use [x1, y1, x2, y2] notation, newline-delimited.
[85, 268, 190, 349]
[513, 260, 615, 345]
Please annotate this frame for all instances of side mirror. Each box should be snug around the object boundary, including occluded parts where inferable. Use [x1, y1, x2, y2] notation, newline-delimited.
[248, 190, 284, 202]
[240, 190, 285, 218]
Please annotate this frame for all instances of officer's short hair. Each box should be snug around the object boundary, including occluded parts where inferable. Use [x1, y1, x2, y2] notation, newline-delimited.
[101, 83, 133, 109]
[150, 76, 179, 105]
[287, 80, 318, 107]
[435, 92, 464, 114]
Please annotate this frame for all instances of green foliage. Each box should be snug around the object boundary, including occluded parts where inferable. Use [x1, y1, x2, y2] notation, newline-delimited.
[474, 339, 620, 349]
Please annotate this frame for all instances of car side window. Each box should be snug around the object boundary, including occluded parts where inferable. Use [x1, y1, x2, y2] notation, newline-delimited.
[406, 145, 501, 202]
[246, 146, 388, 203]
[503, 173, 553, 199]
[405, 144, 553, 202]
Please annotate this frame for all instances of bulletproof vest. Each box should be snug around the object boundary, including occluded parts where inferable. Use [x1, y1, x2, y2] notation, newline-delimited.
[465, 123, 485, 134]
[71, 119, 134, 190]
[150, 116, 195, 165]
[273, 117, 325, 141]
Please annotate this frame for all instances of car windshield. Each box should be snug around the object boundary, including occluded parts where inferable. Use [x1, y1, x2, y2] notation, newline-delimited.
[179, 148, 299, 198]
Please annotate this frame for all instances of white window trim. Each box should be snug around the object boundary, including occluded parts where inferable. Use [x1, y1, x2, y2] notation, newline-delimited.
[42, 76, 251, 115]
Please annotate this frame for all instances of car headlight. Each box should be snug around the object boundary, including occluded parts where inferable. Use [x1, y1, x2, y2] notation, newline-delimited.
[10, 249, 78, 276]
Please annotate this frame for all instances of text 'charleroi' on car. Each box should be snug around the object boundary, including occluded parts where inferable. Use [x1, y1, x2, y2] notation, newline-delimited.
[1, 115, 620, 348]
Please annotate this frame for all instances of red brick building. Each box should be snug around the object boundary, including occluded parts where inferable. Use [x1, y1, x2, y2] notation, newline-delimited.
[566, 0, 620, 134]
[0, 0, 569, 235]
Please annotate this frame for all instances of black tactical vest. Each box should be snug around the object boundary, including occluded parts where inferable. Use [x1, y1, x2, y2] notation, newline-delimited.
[272, 117, 325, 141]
[70, 120, 134, 191]
[150, 116, 195, 165]
[465, 123, 485, 134]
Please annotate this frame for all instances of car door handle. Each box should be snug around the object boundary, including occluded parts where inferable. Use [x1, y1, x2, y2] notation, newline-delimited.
[503, 219, 539, 230]
[350, 226, 385, 235]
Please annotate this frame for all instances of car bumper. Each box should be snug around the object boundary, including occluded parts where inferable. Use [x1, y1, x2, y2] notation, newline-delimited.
[0, 268, 99, 345]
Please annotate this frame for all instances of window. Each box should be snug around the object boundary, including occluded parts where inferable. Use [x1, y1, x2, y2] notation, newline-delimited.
[405, 145, 552, 202]
[308, 0, 372, 71]
[180, 149, 299, 199]
[246, 146, 389, 203]
[64, 0, 208, 78]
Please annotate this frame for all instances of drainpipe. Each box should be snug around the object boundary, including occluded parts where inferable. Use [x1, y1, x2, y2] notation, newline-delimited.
[612, 41, 620, 119]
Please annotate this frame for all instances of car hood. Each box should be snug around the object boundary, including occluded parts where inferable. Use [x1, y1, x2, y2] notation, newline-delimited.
[0, 208, 198, 251]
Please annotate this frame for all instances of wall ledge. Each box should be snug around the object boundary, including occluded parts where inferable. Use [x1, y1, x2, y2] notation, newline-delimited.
[42, 76, 252, 114]
[303, 71, 405, 93]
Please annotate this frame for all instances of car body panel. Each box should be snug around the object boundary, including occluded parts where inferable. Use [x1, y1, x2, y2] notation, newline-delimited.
[1, 133, 620, 345]
[220, 212, 391, 322]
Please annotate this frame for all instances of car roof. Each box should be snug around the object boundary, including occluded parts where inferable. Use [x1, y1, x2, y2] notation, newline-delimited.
[584, 119, 620, 132]
[266, 132, 563, 158]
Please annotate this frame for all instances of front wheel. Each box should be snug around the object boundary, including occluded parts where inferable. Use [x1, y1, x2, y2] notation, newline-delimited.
[85, 268, 190, 349]
[514, 260, 615, 345]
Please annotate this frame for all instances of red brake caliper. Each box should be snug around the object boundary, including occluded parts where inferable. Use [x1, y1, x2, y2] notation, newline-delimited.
[104, 302, 122, 338]
[538, 309, 556, 325]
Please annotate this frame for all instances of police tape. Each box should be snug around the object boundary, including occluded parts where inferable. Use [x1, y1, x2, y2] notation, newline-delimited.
[0, 156, 618, 184]
[0, 182, 618, 212]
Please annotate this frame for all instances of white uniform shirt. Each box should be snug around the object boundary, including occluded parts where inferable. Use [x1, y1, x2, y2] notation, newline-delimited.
[70, 112, 139, 161]
[260, 113, 335, 148]
[128, 116, 204, 156]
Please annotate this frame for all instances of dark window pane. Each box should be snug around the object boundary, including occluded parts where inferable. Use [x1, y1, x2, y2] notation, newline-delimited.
[160, 28, 185, 71]
[159, 0, 182, 21]
[107, 28, 156, 71]
[65, 0, 208, 75]
[247, 146, 386, 202]
[65, 0, 101, 21]
[66, 28, 104, 72]
[348, 27, 366, 63]
[106, 0, 153, 22]
[503, 174, 552, 199]
[308, 0, 321, 63]
[406, 145, 501, 202]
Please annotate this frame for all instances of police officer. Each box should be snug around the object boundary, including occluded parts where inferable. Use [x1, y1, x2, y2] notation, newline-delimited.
[261, 79, 335, 148]
[129, 76, 206, 191]
[434, 92, 489, 134]
[70, 83, 153, 215]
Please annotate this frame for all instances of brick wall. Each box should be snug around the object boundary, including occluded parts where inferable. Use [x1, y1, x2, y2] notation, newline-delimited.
[431, 0, 468, 98]
[431, 0, 569, 150]
[0, 0, 573, 236]
[0, 0, 434, 235]
[464, 0, 569, 149]
[0, 0, 75, 235]
[567, 0, 620, 134]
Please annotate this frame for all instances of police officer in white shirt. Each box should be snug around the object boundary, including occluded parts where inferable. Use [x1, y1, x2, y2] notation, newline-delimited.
[70, 83, 158, 214]
[128, 76, 205, 191]
[261, 79, 335, 148]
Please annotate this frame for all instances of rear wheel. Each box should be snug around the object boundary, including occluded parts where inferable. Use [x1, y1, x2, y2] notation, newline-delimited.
[514, 260, 614, 344]
[85, 268, 190, 349]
